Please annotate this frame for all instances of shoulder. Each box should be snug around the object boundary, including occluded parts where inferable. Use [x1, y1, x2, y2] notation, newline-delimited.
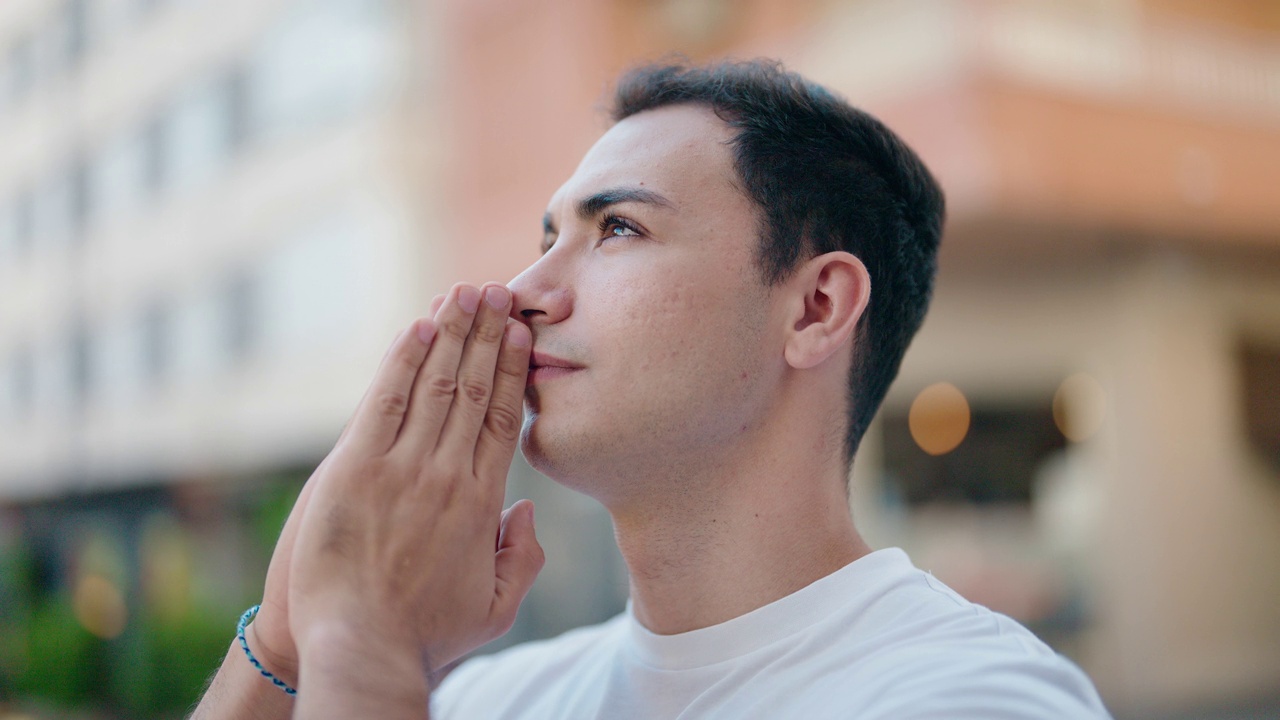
[838, 640, 1111, 719]
[431, 613, 626, 719]
[820, 553, 1111, 718]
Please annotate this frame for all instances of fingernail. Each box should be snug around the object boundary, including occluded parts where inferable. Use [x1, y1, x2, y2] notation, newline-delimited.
[458, 286, 481, 313]
[507, 322, 531, 348]
[484, 286, 510, 309]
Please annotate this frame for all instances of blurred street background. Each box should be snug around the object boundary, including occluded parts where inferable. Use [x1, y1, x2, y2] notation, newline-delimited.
[1, 0, 1278, 717]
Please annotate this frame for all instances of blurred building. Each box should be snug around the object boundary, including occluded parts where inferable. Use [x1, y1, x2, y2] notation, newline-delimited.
[0, 0, 446, 497]
[2, 0, 1279, 718]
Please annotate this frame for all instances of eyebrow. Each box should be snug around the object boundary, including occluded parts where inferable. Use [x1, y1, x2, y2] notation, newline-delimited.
[543, 186, 675, 235]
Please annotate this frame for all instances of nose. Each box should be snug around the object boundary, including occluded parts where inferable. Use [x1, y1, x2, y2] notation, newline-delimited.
[509, 253, 572, 326]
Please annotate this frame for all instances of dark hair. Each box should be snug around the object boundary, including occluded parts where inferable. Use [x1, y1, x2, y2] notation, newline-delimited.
[611, 59, 945, 464]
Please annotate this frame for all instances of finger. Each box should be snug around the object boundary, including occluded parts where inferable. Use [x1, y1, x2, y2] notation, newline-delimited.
[495, 504, 514, 551]
[396, 283, 482, 454]
[435, 283, 513, 467]
[491, 501, 544, 635]
[347, 318, 437, 456]
[335, 328, 409, 446]
[474, 320, 531, 485]
[263, 475, 317, 601]
[429, 294, 445, 318]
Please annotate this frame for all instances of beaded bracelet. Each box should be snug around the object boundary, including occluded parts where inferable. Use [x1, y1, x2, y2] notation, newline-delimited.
[237, 605, 298, 696]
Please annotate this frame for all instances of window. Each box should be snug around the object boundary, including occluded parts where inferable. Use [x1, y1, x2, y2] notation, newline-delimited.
[13, 186, 34, 257]
[172, 290, 220, 382]
[141, 301, 170, 386]
[260, 206, 375, 355]
[222, 64, 252, 153]
[95, 132, 145, 224]
[69, 316, 93, 411]
[252, 0, 395, 141]
[0, 202, 11, 265]
[35, 175, 73, 252]
[169, 83, 226, 191]
[69, 152, 93, 240]
[142, 111, 168, 195]
[10, 345, 34, 422]
[64, 0, 90, 69]
[7, 35, 35, 104]
[224, 267, 257, 366]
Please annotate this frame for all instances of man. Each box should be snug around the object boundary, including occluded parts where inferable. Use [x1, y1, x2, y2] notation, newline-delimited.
[193, 60, 1110, 718]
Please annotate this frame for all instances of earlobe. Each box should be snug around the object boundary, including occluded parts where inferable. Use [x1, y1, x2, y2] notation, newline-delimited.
[783, 252, 871, 371]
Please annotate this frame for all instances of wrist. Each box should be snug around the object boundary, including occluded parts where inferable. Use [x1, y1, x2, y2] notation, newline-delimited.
[297, 614, 429, 672]
[296, 619, 431, 711]
[245, 617, 300, 690]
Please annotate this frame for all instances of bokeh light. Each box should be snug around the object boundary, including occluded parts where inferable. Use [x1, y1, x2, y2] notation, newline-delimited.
[141, 514, 194, 624]
[72, 573, 127, 640]
[908, 382, 971, 456]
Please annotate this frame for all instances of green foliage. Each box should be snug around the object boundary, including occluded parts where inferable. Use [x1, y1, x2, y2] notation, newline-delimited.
[111, 605, 232, 718]
[11, 597, 107, 706]
[1, 471, 311, 716]
[251, 471, 308, 553]
[2, 596, 230, 718]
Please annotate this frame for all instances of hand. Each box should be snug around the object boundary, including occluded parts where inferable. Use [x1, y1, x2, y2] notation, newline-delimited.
[287, 282, 543, 674]
[240, 291, 487, 688]
[246, 313, 445, 687]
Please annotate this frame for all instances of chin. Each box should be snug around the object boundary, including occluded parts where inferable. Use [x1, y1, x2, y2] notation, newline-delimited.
[518, 413, 615, 496]
[518, 412, 565, 479]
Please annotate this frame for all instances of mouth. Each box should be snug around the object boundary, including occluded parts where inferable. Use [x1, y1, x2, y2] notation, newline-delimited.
[528, 351, 584, 385]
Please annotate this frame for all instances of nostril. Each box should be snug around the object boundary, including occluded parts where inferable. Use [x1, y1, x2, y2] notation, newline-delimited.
[520, 308, 539, 319]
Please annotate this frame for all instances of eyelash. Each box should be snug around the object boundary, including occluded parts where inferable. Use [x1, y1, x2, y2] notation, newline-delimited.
[541, 215, 642, 254]
[597, 215, 641, 241]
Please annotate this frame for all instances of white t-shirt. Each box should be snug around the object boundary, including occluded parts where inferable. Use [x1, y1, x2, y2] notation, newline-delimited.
[433, 548, 1110, 719]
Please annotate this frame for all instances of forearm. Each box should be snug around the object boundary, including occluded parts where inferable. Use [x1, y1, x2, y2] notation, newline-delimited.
[293, 623, 432, 720]
[188, 639, 295, 720]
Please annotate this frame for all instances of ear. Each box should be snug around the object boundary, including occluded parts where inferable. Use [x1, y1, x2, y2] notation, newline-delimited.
[782, 252, 871, 371]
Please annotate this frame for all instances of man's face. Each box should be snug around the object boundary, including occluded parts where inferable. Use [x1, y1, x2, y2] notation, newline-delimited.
[509, 104, 785, 499]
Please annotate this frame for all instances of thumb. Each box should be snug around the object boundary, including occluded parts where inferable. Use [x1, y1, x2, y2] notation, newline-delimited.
[491, 500, 545, 633]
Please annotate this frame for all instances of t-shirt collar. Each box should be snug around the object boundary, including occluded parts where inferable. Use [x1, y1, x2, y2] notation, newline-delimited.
[624, 547, 911, 671]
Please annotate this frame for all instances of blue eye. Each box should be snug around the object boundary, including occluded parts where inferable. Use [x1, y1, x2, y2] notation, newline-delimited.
[598, 215, 641, 240]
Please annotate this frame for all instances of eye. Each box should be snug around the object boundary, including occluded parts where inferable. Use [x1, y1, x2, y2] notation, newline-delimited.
[598, 215, 642, 241]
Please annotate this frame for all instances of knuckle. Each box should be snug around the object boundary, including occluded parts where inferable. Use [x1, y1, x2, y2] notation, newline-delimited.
[485, 403, 522, 439]
[474, 318, 505, 344]
[442, 316, 471, 342]
[424, 374, 458, 400]
[374, 390, 410, 418]
[495, 359, 526, 384]
[459, 376, 492, 406]
[394, 348, 421, 376]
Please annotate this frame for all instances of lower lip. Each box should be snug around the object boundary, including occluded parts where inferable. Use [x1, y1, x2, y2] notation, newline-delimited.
[528, 366, 581, 384]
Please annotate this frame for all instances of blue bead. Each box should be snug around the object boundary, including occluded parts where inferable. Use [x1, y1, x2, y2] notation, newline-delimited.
[237, 604, 298, 696]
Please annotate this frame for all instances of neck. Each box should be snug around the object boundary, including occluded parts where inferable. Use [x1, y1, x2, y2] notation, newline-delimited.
[607, 434, 873, 635]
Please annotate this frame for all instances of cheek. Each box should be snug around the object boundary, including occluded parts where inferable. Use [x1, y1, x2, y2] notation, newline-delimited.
[609, 273, 700, 364]
[594, 266, 762, 385]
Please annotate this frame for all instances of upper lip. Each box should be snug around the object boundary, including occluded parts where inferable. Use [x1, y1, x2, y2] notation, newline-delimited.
[530, 351, 583, 370]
